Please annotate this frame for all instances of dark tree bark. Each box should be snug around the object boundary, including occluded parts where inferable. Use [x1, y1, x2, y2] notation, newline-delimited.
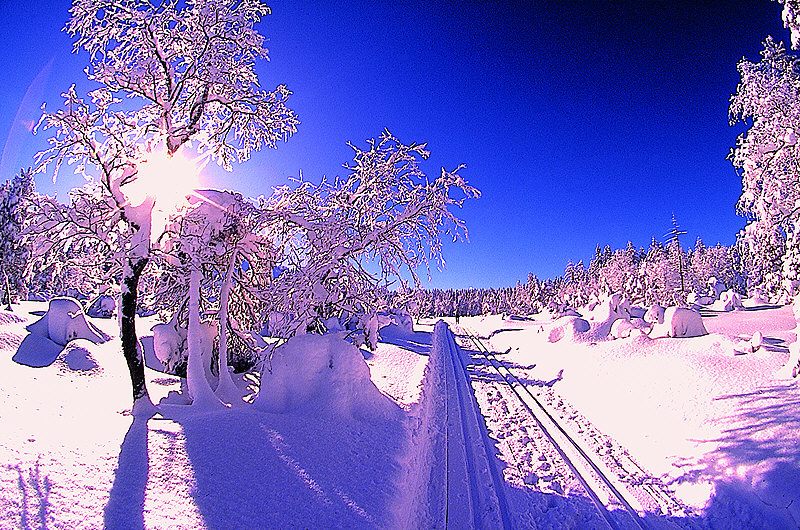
[120, 257, 150, 402]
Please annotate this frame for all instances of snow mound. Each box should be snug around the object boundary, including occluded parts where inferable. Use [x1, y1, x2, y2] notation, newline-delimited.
[26, 297, 109, 346]
[152, 320, 187, 372]
[777, 341, 800, 379]
[586, 293, 631, 337]
[85, 294, 116, 318]
[546, 316, 590, 343]
[649, 307, 708, 338]
[610, 318, 635, 339]
[254, 334, 399, 421]
[742, 288, 771, 308]
[59, 340, 99, 371]
[712, 290, 743, 312]
[644, 304, 666, 325]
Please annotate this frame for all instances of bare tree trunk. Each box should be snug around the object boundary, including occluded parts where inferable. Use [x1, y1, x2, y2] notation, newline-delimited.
[120, 257, 150, 404]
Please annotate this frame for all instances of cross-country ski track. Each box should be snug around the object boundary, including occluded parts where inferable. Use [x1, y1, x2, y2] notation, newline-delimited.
[432, 320, 703, 529]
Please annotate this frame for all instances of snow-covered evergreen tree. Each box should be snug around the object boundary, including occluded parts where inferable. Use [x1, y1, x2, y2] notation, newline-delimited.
[0, 170, 36, 308]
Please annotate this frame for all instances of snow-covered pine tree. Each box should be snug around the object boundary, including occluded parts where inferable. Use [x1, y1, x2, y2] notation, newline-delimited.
[32, 0, 298, 411]
[0, 170, 35, 308]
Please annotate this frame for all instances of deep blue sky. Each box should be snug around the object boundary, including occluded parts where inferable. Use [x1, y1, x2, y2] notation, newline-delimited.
[0, 0, 788, 289]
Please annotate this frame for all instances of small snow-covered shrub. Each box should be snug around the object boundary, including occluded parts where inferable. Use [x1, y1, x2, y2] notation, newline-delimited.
[152, 320, 188, 374]
[708, 277, 726, 298]
[86, 294, 116, 318]
[742, 288, 771, 308]
[254, 334, 398, 421]
[547, 316, 590, 343]
[649, 307, 707, 338]
[712, 290, 743, 312]
[610, 319, 635, 339]
[59, 340, 99, 371]
[26, 297, 109, 346]
[644, 304, 666, 325]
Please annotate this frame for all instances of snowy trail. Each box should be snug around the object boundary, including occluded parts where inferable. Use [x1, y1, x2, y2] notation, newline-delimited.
[434, 320, 513, 528]
[442, 321, 705, 529]
[461, 328, 691, 530]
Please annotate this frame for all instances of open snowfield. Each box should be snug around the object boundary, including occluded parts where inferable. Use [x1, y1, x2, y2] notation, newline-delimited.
[454, 305, 800, 528]
[3, 299, 800, 529]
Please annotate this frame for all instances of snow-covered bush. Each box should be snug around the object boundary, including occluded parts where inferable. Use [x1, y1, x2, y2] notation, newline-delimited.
[610, 318, 636, 339]
[27, 297, 109, 346]
[254, 333, 399, 421]
[649, 307, 707, 338]
[644, 304, 666, 325]
[86, 294, 116, 318]
[546, 316, 590, 343]
[712, 290, 744, 312]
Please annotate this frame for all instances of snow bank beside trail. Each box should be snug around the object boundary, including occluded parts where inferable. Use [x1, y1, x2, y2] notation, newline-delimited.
[254, 334, 400, 421]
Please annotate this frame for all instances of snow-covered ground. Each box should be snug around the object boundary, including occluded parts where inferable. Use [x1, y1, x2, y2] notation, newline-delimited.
[454, 305, 800, 528]
[2, 300, 800, 528]
[0, 302, 430, 529]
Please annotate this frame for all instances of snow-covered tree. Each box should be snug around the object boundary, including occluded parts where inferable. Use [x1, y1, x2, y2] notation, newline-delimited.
[33, 0, 297, 411]
[778, 0, 800, 49]
[24, 185, 118, 301]
[262, 131, 478, 342]
[155, 189, 270, 404]
[0, 170, 36, 308]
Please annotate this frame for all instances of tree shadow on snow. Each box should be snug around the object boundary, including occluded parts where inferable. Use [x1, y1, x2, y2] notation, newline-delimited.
[378, 328, 432, 356]
[761, 336, 789, 354]
[671, 384, 800, 527]
[459, 346, 561, 388]
[103, 417, 149, 529]
[14, 459, 51, 530]
[173, 407, 407, 529]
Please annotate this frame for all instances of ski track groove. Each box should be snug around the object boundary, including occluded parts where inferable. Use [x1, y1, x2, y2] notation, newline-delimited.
[439, 321, 513, 529]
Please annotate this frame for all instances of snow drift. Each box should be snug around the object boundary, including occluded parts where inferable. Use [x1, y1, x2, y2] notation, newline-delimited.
[546, 315, 590, 343]
[254, 334, 400, 421]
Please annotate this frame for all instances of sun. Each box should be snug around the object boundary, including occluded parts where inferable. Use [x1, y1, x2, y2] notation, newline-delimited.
[133, 148, 201, 211]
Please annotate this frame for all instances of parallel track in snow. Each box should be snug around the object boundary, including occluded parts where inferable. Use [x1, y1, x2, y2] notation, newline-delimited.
[457, 327, 687, 530]
[437, 321, 514, 529]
